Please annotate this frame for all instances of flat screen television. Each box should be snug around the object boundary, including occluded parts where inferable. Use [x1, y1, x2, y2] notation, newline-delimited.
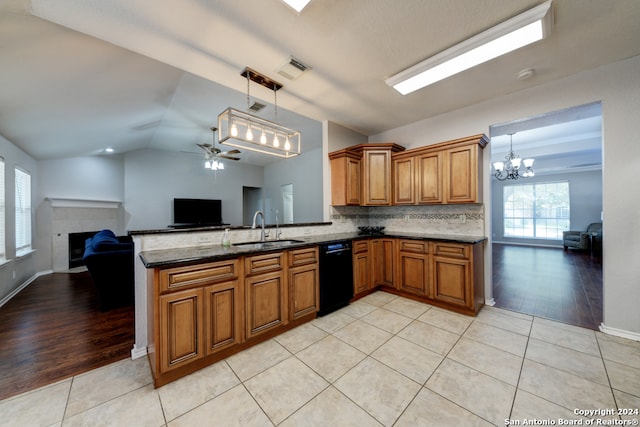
[172, 198, 223, 227]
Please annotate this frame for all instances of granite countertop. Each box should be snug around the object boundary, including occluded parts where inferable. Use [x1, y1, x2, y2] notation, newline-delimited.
[139, 232, 487, 268]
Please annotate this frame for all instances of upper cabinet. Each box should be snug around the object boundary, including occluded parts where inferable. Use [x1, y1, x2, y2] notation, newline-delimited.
[330, 143, 405, 207]
[393, 134, 488, 205]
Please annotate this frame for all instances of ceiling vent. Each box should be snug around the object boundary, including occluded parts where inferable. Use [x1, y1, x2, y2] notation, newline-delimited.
[248, 101, 266, 112]
[277, 56, 311, 80]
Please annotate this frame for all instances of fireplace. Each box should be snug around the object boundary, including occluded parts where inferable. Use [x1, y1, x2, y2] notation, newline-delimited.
[68, 231, 99, 269]
[47, 198, 122, 272]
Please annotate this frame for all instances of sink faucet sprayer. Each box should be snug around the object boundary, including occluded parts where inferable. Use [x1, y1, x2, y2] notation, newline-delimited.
[252, 210, 268, 242]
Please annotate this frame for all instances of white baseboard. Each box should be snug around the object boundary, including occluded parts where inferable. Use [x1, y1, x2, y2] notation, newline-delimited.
[0, 270, 53, 308]
[485, 298, 496, 306]
[131, 345, 148, 360]
[599, 323, 640, 342]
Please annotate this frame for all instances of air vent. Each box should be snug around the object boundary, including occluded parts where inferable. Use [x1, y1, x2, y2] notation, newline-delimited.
[249, 101, 266, 112]
[277, 56, 311, 80]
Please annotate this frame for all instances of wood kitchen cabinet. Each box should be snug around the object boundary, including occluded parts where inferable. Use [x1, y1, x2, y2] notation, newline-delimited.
[392, 134, 487, 205]
[158, 287, 204, 372]
[329, 150, 361, 206]
[372, 238, 395, 287]
[245, 252, 287, 339]
[330, 143, 405, 206]
[353, 239, 371, 296]
[395, 240, 429, 297]
[432, 242, 484, 314]
[151, 258, 241, 381]
[288, 247, 319, 320]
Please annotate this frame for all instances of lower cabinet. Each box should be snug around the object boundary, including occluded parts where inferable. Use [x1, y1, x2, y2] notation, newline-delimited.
[158, 287, 204, 372]
[396, 240, 429, 297]
[204, 280, 242, 355]
[245, 252, 286, 339]
[432, 242, 484, 313]
[288, 247, 319, 320]
[372, 238, 395, 287]
[353, 240, 371, 296]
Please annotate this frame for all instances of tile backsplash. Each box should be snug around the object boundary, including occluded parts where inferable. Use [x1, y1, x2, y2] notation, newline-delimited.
[331, 204, 484, 236]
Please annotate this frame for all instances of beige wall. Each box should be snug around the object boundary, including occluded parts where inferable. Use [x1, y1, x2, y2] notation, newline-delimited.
[370, 55, 640, 337]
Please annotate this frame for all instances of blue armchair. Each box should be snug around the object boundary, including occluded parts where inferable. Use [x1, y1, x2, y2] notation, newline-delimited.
[83, 229, 134, 310]
[563, 222, 602, 251]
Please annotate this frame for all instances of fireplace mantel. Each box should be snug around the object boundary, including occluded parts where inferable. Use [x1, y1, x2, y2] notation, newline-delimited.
[47, 198, 121, 209]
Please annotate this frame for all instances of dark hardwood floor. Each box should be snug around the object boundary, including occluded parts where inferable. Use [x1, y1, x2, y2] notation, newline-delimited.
[0, 271, 134, 401]
[492, 243, 603, 330]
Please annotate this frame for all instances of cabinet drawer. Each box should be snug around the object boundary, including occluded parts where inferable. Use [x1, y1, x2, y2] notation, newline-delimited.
[433, 243, 470, 259]
[159, 259, 239, 293]
[353, 240, 369, 253]
[288, 247, 318, 267]
[245, 252, 285, 276]
[398, 240, 427, 254]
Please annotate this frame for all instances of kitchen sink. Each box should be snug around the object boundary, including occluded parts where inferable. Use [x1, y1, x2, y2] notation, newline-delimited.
[233, 239, 305, 248]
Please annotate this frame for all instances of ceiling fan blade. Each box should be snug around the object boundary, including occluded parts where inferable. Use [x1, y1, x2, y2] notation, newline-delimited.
[223, 149, 241, 155]
[219, 155, 241, 161]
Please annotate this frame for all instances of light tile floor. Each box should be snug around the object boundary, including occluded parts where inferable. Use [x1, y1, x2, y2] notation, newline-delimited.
[2, 291, 639, 427]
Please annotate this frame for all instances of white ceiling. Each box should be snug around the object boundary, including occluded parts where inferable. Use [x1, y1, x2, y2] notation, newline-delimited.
[1, 0, 639, 166]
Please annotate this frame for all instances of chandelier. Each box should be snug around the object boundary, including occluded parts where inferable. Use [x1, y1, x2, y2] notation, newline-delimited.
[493, 133, 535, 181]
[218, 68, 301, 159]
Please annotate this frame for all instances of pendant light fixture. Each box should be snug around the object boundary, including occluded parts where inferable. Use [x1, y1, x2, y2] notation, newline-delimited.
[493, 133, 535, 180]
[218, 67, 301, 159]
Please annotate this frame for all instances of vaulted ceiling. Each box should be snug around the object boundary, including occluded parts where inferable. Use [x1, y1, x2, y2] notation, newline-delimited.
[1, 0, 639, 165]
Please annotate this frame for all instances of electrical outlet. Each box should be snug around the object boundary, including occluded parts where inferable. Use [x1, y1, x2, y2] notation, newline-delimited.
[404, 214, 410, 223]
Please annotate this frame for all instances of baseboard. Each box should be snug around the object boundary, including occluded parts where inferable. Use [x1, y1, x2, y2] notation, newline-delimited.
[599, 323, 640, 342]
[131, 345, 148, 360]
[485, 298, 496, 306]
[0, 269, 53, 308]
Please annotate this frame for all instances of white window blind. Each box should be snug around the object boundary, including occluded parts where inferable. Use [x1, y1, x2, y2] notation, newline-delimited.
[0, 158, 5, 260]
[15, 167, 31, 255]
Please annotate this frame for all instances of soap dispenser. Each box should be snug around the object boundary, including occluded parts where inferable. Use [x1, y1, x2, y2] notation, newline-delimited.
[221, 228, 231, 247]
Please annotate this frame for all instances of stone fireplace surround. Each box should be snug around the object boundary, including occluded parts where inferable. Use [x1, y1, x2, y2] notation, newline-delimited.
[48, 198, 122, 272]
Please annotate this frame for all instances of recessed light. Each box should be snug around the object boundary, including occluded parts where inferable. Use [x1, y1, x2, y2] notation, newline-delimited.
[104, 147, 115, 153]
[386, 0, 553, 95]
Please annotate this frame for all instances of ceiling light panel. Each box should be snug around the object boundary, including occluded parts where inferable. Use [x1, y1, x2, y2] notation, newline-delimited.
[386, 0, 553, 95]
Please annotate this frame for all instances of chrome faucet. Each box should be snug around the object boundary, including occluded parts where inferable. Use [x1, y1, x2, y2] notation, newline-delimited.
[252, 210, 268, 242]
[273, 208, 282, 241]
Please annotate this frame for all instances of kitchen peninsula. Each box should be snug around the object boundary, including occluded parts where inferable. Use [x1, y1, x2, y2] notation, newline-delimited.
[134, 225, 486, 387]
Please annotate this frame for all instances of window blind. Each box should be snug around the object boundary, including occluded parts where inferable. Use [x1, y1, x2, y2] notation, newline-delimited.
[15, 167, 31, 254]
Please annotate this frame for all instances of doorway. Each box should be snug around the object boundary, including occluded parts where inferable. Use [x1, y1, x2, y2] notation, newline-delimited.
[489, 102, 603, 329]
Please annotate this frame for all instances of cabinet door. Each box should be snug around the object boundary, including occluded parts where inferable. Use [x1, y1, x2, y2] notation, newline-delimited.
[289, 263, 319, 320]
[159, 288, 204, 372]
[433, 257, 472, 308]
[363, 149, 392, 206]
[372, 238, 395, 287]
[330, 154, 361, 206]
[246, 271, 286, 338]
[353, 251, 370, 295]
[397, 251, 428, 296]
[393, 157, 415, 205]
[445, 145, 479, 203]
[204, 280, 242, 355]
[417, 151, 443, 204]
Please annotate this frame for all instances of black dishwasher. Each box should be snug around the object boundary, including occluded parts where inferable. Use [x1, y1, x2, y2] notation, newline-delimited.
[318, 240, 354, 316]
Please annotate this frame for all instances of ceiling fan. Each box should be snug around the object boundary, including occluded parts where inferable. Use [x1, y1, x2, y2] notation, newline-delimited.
[197, 127, 241, 169]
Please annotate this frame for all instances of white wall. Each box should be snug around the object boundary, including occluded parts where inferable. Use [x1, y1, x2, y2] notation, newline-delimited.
[123, 148, 264, 230]
[371, 55, 640, 336]
[1, 135, 39, 302]
[262, 146, 323, 225]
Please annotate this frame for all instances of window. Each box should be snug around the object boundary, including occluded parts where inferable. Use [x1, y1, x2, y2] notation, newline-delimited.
[503, 181, 570, 239]
[0, 158, 4, 261]
[15, 167, 32, 255]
